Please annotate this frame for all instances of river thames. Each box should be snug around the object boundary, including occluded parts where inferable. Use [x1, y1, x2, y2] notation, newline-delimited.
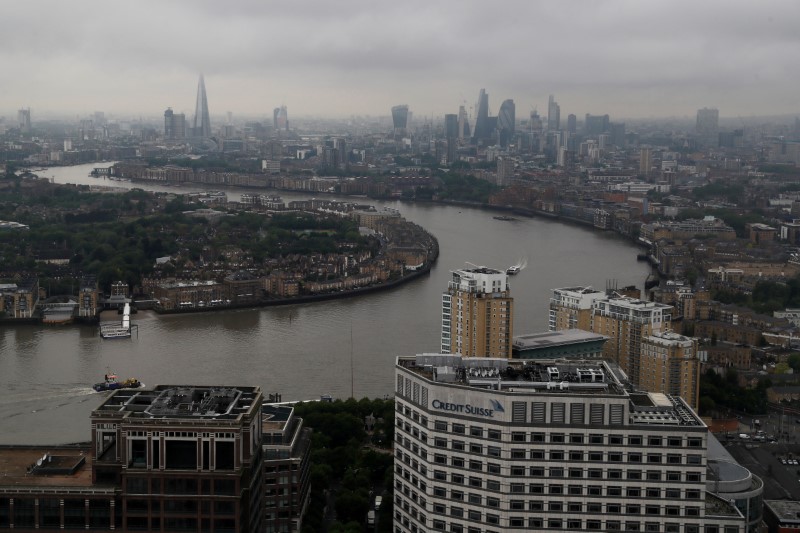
[0, 163, 651, 444]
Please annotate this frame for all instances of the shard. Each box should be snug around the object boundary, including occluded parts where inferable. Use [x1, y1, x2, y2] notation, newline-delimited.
[193, 74, 211, 138]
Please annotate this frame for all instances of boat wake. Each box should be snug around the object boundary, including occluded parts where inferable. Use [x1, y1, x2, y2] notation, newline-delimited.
[507, 257, 528, 274]
[0, 384, 98, 422]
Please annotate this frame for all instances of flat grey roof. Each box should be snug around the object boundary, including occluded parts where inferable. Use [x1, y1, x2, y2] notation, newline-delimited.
[92, 385, 261, 420]
[765, 500, 800, 522]
[513, 329, 606, 350]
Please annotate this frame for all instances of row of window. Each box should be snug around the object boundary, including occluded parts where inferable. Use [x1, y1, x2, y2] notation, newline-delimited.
[430, 436, 703, 464]
[420, 516, 739, 533]
[429, 499, 702, 516]
[427, 418, 702, 448]
[398, 422, 704, 468]
[396, 438, 704, 493]
[431, 480, 704, 499]
[396, 401, 705, 454]
[430, 457, 703, 482]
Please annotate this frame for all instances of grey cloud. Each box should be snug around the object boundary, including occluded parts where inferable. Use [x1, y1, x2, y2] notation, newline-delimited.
[0, 0, 798, 118]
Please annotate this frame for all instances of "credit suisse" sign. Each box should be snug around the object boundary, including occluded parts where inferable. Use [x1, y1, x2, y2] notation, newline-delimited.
[431, 399, 504, 417]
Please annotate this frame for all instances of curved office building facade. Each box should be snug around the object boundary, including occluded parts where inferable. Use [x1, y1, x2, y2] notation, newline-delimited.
[394, 354, 748, 533]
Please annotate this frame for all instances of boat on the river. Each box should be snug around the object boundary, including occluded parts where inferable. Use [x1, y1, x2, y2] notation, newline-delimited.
[93, 373, 143, 392]
[493, 215, 517, 221]
[506, 265, 521, 275]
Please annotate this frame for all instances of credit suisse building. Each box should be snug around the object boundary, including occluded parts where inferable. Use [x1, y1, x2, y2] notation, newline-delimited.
[394, 354, 748, 533]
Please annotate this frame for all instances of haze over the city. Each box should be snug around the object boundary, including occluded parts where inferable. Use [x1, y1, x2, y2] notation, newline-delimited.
[2, 0, 799, 119]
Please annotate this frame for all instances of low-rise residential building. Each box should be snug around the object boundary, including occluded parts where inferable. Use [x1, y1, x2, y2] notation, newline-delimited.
[0, 278, 39, 318]
[640, 217, 737, 242]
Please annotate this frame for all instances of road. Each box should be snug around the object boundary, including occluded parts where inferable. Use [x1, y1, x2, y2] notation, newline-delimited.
[714, 408, 800, 500]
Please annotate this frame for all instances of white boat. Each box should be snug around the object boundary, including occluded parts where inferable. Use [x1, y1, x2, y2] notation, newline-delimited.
[506, 266, 521, 275]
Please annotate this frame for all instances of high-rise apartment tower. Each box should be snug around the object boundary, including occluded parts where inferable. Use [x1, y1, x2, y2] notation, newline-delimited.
[442, 267, 513, 358]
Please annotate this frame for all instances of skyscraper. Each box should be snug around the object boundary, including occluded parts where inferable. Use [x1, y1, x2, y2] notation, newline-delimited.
[457, 105, 471, 139]
[164, 107, 186, 140]
[391, 105, 409, 136]
[441, 266, 513, 358]
[610, 122, 626, 147]
[273, 105, 288, 131]
[696, 107, 719, 149]
[585, 113, 610, 136]
[472, 89, 491, 142]
[394, 353, 752, 533]
[547, 94, 560, 130]
[529, 109, 542, 131]
[444, 114, 459, 139]
[567, 113, 577, 134]
[497, 99, 515, 134]
[640, 147, 652, 176]
[497, 99, 515, 147]
[17, 108, 31, 133]
[193, 74, 211, 138]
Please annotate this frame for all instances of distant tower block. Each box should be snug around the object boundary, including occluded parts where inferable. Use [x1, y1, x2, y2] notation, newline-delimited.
[193, 74, 211, 138]
[273, 105, 288, 131]
[391, 105, 409, 136]
[472, 89, 491, 142]
[498, 99, 515, 147]
[17, 108, 31, 133]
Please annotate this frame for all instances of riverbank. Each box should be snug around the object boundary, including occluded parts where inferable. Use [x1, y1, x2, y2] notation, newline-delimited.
[1, 235, 439, 323]
[154, 240, 438, 315]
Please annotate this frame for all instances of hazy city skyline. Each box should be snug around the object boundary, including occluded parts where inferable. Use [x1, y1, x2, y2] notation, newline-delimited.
[2, 0, 799, 120]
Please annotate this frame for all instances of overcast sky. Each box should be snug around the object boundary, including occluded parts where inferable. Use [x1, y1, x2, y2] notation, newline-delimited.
[2, 0, 798, 121]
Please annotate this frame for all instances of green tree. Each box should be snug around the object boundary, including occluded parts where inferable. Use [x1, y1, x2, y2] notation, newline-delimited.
[787, 353, 800, 372]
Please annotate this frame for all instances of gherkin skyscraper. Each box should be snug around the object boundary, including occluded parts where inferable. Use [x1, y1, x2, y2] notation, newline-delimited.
[193, 74, 211, 138]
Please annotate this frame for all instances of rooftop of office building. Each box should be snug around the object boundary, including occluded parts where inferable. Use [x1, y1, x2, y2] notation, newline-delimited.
[513, 329, 606, 350]
[0, 445, 110, 491]
[398, 354, 703, 426]
[92, 385, 261, 421]
[262, 404, 293, 432]
[455, 266, 503, 275]
[554, 286, 604, 295]
[764, 500, 800, 523]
